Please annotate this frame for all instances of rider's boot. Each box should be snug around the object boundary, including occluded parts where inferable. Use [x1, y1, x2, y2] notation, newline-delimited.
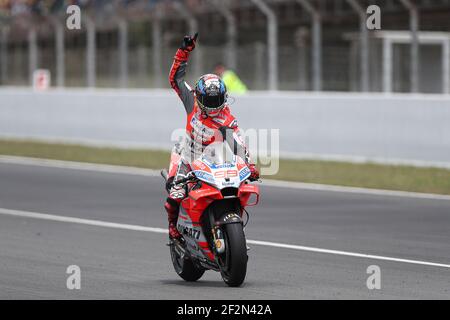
[164, 198, 182, 239]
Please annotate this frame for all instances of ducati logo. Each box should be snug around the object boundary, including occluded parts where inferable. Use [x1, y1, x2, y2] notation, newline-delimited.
[177, 225, 201, 240]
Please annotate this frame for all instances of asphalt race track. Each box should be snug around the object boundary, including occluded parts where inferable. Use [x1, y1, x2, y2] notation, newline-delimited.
[0, 161, 449, 299]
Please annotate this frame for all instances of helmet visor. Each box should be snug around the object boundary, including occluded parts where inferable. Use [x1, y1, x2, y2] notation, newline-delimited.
[198, 94, 225, 110]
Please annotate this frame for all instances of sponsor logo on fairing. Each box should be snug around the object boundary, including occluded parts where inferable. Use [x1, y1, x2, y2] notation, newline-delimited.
[239, 167, 251, 181]
[193, 170, 214, 183]
[221, 181, 235, 187]
[208, 163, 235, 169]
[177, 225, 201, 240]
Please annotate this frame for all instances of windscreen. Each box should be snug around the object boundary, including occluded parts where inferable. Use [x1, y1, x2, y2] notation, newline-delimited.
[197, 142, 236, 166]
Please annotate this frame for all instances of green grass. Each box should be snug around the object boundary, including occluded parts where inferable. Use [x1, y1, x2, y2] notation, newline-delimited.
[275, 158, 450, 195]
[0, 139, 170, 169]
[1, 139, 450, 195]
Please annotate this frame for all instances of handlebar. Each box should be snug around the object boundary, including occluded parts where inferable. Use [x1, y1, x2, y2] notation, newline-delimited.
[169, 172, 260, 188]
[173, 173, 196, 186]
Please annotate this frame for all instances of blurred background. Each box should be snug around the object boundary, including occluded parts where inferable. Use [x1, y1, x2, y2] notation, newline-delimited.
[0, 0, 449, 93]
[1, 1, 450, 302]
[2, 1, 450, 302]
[0, 0, 450, 193]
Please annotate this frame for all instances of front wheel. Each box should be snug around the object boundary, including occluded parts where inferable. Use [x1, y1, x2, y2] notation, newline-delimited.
[170, 242, 205, 282]
[219, 223, 248, 287]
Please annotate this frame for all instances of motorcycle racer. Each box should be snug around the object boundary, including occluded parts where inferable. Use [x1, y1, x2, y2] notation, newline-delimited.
[165, 33, 259, 239]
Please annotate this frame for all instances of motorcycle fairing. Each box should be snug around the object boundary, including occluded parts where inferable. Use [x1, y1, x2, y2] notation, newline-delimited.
[188, 183, 223, 202]
[177, 205, 212, 260]
[238, 183, 260, 207]
[175, 142, 259, 264]
[192, 161, 250, 189]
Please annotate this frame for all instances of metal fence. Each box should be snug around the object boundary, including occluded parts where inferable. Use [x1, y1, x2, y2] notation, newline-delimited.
[1, 0, 450, 92]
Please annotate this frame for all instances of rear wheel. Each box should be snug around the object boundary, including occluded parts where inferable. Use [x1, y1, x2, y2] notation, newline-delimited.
[170, 241, 205, 281]
[218, 222, 248, 287]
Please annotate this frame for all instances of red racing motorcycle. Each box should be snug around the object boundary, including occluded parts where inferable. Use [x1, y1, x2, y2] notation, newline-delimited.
[161, 141, 260, 287]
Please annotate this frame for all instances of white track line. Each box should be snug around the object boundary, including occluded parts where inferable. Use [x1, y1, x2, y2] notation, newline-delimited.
[0, 208, 167, 234]
[261, 180, 450, 201]
[1, 155, 450, 201]
[0, 155, 161, 177]
[1, 207, 450, 270]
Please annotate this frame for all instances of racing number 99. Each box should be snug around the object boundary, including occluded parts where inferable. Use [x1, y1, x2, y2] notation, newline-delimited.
[214, 170, 238, 178]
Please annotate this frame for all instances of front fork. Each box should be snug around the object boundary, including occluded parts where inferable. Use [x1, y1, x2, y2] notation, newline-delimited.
[208, 209, 245, 255]
[208, 209, 226, 254]
[212, 226, 226, 254]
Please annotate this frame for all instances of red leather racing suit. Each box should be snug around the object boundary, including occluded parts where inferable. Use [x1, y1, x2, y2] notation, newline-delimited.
[165, 48, 251, 222]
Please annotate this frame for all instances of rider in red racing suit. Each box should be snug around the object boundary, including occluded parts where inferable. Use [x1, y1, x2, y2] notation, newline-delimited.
[165, 33, 259, 239]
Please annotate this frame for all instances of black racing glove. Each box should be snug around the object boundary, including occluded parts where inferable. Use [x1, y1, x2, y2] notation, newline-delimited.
[180, 32, 198, 52]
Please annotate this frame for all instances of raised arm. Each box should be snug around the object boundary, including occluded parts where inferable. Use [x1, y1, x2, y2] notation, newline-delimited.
[168, 33, 198, 114]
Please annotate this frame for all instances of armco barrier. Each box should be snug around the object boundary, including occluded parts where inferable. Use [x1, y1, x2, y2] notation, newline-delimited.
[1, 88, 449, 168]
